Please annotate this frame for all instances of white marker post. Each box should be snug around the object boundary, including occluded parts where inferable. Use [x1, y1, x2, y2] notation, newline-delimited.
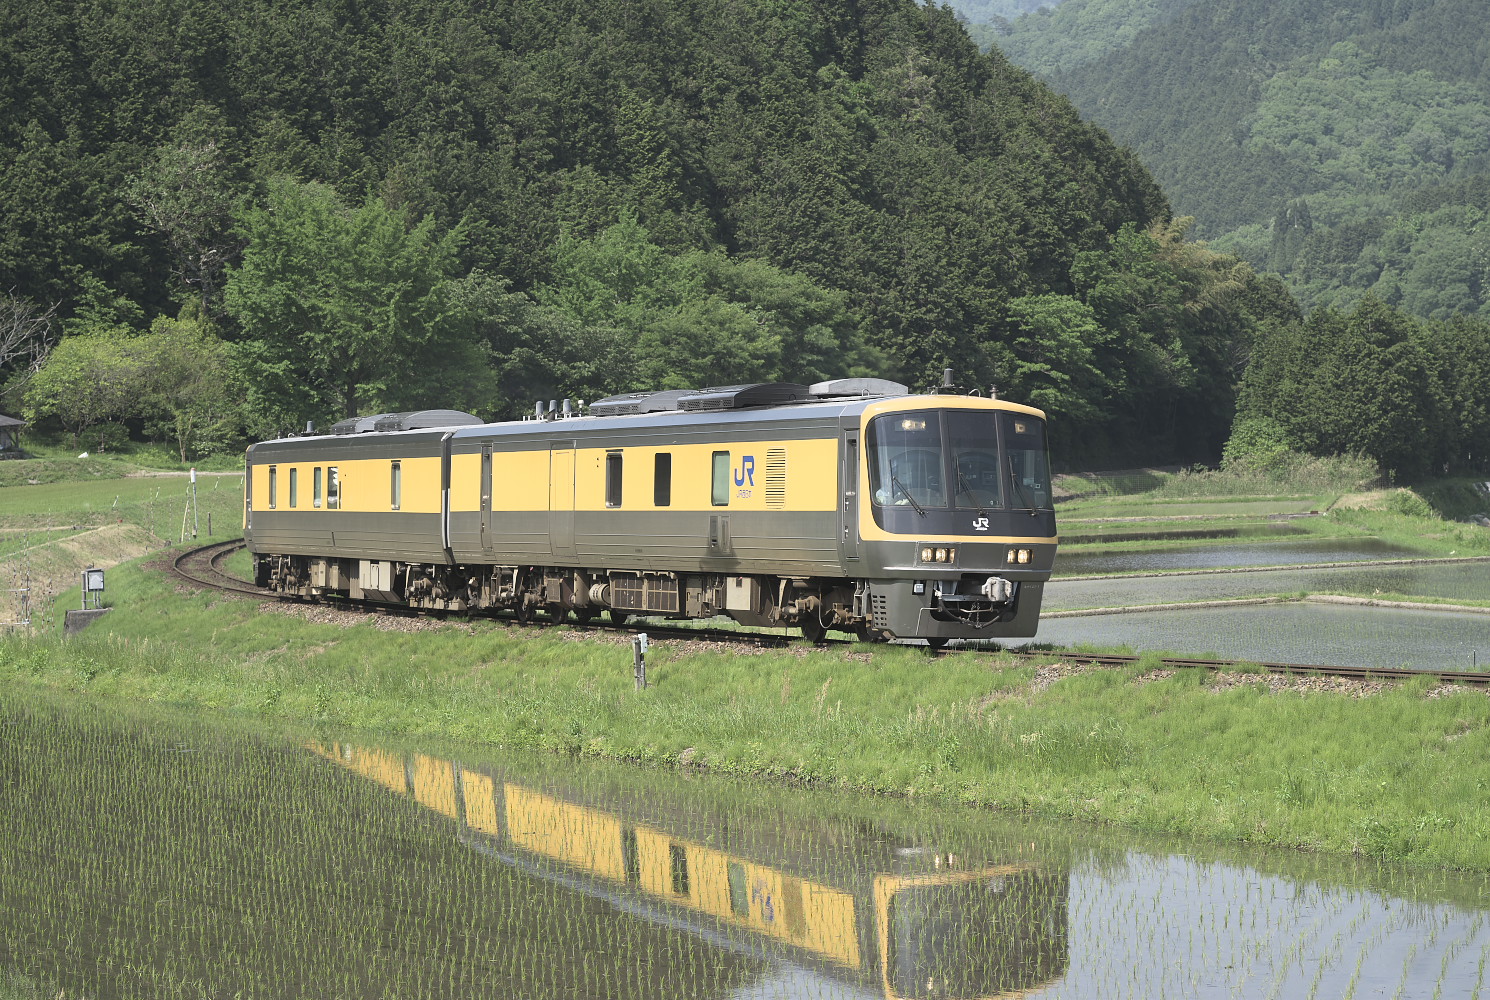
[190, 467, 199, 539]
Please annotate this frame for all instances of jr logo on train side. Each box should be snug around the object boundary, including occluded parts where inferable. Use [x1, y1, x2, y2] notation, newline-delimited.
[735, 454, 755, 499]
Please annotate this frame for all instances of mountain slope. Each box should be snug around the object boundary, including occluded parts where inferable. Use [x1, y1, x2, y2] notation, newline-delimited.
[1029, 0, 1490, 315]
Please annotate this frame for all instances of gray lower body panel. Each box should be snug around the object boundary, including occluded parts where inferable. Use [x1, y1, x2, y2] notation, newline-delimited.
[247, 511, 449, 565]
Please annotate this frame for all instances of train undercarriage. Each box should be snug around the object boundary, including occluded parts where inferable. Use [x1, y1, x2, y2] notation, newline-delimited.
[252, 552, 1033, 642]
[254, 552, 882, 641]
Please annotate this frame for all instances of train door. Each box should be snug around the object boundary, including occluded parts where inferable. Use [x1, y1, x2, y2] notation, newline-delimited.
[550, 443, 577, 560]
[479, 444, 493, 553]
[839, 430, 860, 562]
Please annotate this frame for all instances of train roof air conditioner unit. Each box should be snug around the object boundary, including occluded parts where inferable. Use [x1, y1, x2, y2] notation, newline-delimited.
[677, 383, 809, 411]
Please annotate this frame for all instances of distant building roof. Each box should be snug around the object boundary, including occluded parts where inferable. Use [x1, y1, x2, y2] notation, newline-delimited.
[0, 414, 25, 429]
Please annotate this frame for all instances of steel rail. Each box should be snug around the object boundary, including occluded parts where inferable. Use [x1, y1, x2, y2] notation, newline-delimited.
[169, 540, 1490, 686]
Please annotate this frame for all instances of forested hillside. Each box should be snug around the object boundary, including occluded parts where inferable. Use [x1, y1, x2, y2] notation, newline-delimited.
[1, 0, 1305, 467]
[974, 0, 1205, 75]
[8, 0, 1481, 478]
[1013, 0, 1490, 317]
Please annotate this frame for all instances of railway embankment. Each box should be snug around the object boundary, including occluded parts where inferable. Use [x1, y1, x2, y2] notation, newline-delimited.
[3, 548, 1488, 873]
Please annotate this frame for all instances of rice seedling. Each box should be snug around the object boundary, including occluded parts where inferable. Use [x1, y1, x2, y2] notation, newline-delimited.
[5, 690, 1489, 999]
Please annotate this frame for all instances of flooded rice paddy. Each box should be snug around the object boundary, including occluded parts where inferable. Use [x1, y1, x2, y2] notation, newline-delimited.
[1044, 560, 1490, 610]
[1036, 602, 1488, 671]
[3, 696, 1488, 999]
[1038, 533, 1490, 669]
[1054, 538, 1424, 576]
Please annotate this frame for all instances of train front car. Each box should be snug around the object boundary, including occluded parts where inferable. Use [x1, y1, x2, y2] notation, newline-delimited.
[856, 396, 1056, 645]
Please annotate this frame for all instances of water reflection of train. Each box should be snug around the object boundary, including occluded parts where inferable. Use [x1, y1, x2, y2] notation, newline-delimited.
[309, 742, 1069, 999]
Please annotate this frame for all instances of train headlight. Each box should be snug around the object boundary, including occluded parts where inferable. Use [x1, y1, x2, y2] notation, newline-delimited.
[934, 547, 948, 562]
[920, 546, 957, 563]
[1007, 548, 1032, 565]
[920, 546, 935, 562]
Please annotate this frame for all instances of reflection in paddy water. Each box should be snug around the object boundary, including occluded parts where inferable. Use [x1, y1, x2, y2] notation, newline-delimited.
[3, 698, 1489, 998]
[311, 741, 1070, 1000]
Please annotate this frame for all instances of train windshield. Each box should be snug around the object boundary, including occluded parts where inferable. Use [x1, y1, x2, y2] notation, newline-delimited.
[867, 410, 1052, 511]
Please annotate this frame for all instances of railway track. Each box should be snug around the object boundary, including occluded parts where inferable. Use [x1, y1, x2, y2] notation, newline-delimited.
[172, 540, 1490, 687]
[170, 539, 274, 598]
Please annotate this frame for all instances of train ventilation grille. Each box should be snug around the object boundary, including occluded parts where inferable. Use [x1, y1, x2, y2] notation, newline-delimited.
[764, 448, 787, 509]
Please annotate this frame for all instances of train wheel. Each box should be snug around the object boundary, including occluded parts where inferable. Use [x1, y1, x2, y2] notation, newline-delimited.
[800, 618, 827, 644]
[609, 610, 630, 627]
[573, 608, 597, 624]
[854, 625, 890, 644]
[924, 637, 949, 651]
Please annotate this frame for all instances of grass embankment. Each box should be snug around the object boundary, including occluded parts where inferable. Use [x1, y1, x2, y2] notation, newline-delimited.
[0, 461, 245, 625]
[7, 553, 1490, 872]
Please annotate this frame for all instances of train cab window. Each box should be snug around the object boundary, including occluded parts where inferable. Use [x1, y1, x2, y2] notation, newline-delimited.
[313, 467, 323, 508]
[326, 466, 340, 510]
[1003, 413, 1053, 509]
[868, 412, 946, 509]
[653, 453, 672, 507]
[946, 410, 1003, 510]
[711, 452, 730, 506]
[605, 451, 623, 507]
[390, 461, 401, 510]
[289, 468, 298, 508]
[267, 466, 277, 509]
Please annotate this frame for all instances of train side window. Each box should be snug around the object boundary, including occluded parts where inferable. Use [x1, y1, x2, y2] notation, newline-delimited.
[326, 466, 340, 510]
[289, 468, 298, 508]
[653, 453, 671, 507]
[313, 467, 323, 508]
[390, 461, 401, 510]
[711, 452, 730, 506]
[669, 843, 691, 896]
[605, 451, 623, 507]
[268, 466, 277, 509]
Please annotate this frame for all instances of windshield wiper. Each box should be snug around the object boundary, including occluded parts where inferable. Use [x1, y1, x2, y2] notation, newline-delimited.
[1008, 458, 1040, 516]
[957, 471, 989, 519]
[891, 474, 927, 516]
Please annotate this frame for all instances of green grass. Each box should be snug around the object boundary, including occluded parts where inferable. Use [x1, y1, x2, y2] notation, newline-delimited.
[0, 527, 86, 559]
[15, 429, 245, 472]
[1057, 497, 1333, 520]
[0, 471, 244, 531]
[8, 551, 1490, 871]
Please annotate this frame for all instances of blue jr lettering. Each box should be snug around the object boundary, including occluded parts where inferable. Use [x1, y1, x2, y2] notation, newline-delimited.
[734, 455, 755, 487]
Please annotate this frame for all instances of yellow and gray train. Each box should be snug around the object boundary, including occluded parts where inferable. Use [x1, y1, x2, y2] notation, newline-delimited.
[243, 379, 1057, 643]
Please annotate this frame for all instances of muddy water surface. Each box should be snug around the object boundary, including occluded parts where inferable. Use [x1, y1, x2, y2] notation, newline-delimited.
[2, 696, 1487, 999]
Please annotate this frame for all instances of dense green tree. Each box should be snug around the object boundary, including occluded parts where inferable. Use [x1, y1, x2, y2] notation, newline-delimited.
[1232, 298, 1462, 479]
[135, 315, 244, 462]
[224, 178, 481, 432]
[24, 324, 144, 448]
[535, 211, 883, 393]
